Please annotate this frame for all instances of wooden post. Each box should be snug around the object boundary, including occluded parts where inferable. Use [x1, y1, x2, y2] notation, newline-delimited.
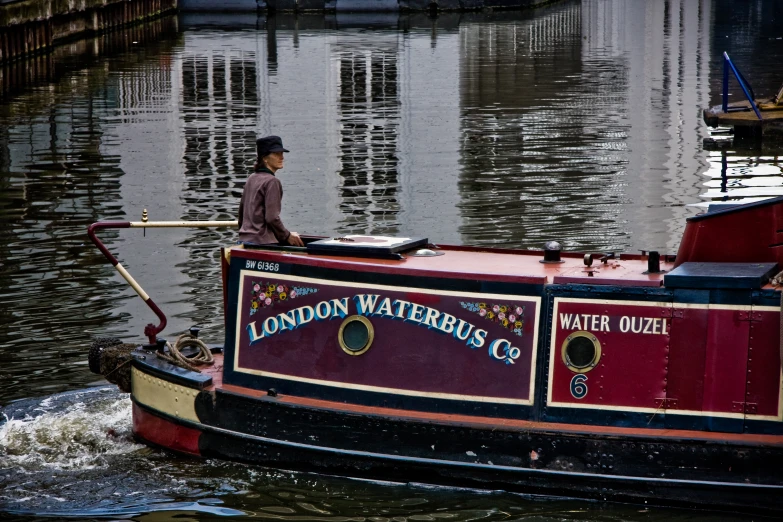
[10, 27, 17, 62]
[45, 21, 52, 52]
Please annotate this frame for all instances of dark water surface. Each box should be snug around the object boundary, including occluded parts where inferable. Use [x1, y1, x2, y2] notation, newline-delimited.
[1, 0, 782, 519]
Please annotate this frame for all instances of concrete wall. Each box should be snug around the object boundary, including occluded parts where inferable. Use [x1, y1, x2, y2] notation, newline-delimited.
[1, 0, 177, 64]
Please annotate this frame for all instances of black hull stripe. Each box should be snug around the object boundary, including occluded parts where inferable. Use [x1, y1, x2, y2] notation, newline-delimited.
[132, 399, 783, 492]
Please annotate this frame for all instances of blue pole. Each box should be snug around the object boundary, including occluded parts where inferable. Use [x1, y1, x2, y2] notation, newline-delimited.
[724, 52, 763, 120]
[722, 52, 729, 113]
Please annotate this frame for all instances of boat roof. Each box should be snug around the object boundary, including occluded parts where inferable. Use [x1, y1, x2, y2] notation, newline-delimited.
[229, 196, 783, 290]
[229, 242, 674, 287]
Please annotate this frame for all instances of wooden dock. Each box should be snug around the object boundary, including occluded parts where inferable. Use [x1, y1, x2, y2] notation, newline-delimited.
[703, 96, 783, 140]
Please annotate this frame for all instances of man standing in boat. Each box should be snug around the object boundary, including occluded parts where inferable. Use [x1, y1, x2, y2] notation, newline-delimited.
[238, 136, 304, 247]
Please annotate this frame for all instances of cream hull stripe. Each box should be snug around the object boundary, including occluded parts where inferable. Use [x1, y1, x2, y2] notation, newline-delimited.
[132, 367, 200, 423]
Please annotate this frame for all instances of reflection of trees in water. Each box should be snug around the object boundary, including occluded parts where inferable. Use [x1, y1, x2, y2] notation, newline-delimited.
[335, 45, 401, 236]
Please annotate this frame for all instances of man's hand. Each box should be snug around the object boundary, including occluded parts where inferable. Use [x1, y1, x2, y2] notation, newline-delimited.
[287, 231, 304, 247]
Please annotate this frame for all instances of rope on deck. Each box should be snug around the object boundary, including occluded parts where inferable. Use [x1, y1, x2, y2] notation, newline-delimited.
[157, 332, 214, 373]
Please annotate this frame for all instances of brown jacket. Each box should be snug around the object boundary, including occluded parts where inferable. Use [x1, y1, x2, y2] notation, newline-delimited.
[238, 169, 290, 244]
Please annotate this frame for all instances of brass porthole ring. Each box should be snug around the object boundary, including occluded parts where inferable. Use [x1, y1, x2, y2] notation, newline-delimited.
[338, 315, 374, 356]
[561, 331, 601, 373]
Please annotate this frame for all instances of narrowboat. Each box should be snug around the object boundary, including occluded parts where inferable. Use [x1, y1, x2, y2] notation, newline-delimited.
[88, 196, 783, 514]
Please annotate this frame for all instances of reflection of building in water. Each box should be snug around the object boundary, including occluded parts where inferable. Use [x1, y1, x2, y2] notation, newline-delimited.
[458, 0, 713, 253]
[116, 62, 171, 117]
[581, 0, 712, 253]
[330, 40, 401, 234]
[159, 23, 463, 243]
[701, 151, 783, 204]
[179, 50, 259, 220]
[0, 66, 129, 359]
[458, 3, 587, 249]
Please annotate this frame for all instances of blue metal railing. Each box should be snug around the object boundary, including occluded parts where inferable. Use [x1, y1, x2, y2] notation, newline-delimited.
[722, 52, 762, 120]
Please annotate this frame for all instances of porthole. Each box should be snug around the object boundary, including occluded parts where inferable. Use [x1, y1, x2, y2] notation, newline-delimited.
[339, 315, 374, 356]
[561, 331, 601, 373]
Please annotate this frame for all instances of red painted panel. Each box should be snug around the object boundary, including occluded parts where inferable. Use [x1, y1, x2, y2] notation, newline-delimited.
[745, 310, 781, 418]
[234, 273, 539, 402]
[702, 309, 750, 415]
[549, 299, 669, 410]
[667, 307, 709, 412]
[132, 403, 202, 455]
[674, 197, 783, 268]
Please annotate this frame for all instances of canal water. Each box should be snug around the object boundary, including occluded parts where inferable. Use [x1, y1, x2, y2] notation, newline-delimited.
[1, 0, 781, 519]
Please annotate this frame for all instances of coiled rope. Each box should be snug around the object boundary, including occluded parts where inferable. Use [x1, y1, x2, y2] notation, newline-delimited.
[157, 332, 214, 373]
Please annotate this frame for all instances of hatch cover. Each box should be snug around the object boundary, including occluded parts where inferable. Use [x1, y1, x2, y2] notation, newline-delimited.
[306, 235, 428, 257]
[664, 262, 779, 289]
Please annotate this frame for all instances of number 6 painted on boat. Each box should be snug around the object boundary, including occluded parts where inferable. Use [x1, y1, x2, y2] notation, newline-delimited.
[570, 374, 588, 399]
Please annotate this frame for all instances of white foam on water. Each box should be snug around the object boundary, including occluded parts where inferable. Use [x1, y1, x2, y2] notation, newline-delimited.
[0, 389, 143, 471]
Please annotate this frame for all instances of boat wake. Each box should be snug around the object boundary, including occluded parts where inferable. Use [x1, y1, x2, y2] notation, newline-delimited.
[0, 386, 243, 519]
[0, 387, 141, 470]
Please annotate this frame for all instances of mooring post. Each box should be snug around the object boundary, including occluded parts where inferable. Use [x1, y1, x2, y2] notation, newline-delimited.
[722, 53, 729, 113]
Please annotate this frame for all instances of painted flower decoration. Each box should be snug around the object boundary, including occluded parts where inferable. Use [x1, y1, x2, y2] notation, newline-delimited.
[460, 301, 525, 336]
[249, 281, 317, 315]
